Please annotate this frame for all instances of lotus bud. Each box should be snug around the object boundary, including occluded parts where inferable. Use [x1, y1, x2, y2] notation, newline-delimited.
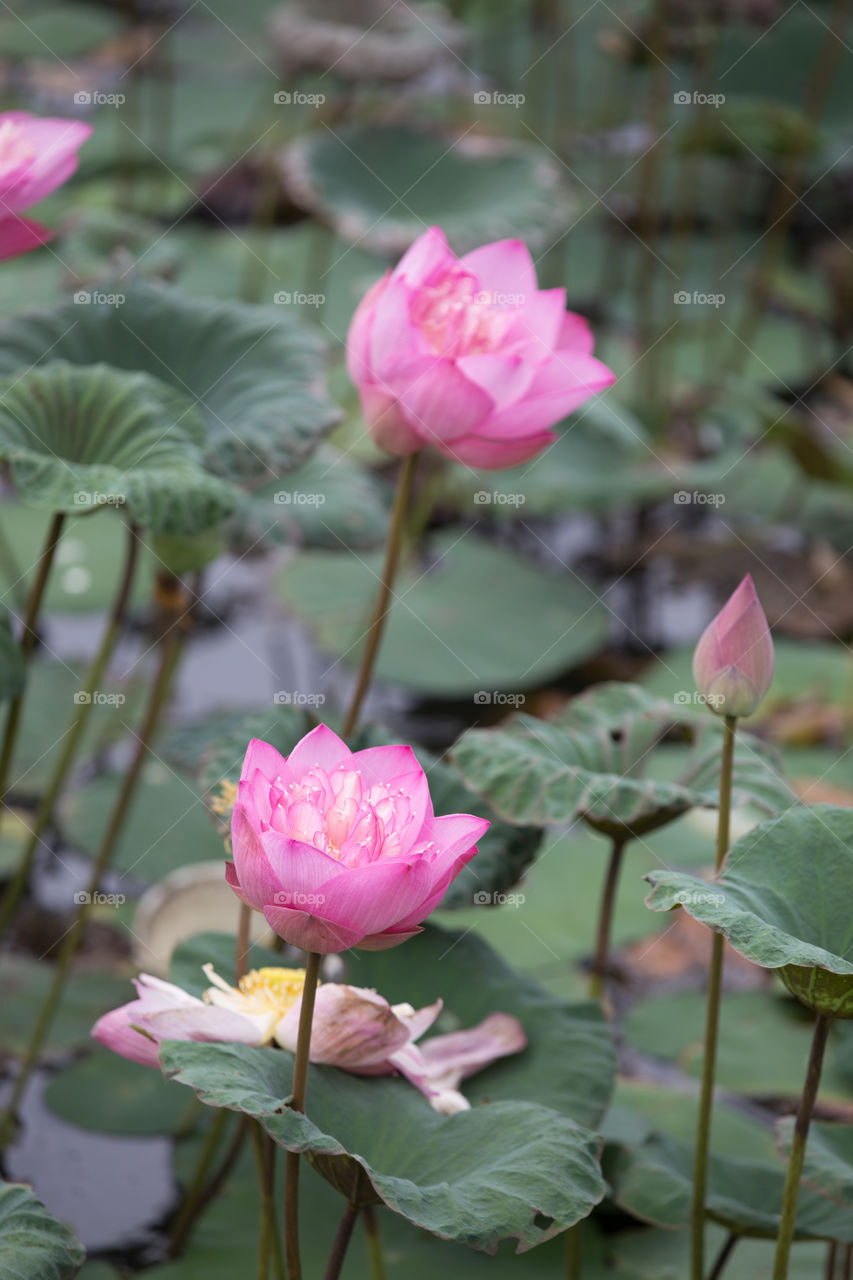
[692, 574, 774, 719]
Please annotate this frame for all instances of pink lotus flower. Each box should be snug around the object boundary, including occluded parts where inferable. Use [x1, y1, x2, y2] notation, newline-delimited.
[92, 965, 526, 1115]
[692, 574, 774, 718]
[0, 112, 92, 261]
[346, 225, 615, 469]
[226, 725, 489, 954]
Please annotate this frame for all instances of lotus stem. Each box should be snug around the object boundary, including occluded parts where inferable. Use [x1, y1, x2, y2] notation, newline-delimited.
[566, 1219, 582, 1278]
[0, 619, 184, 1146]
[0, 523, 139, 943]
[773, 1012, 833, 1280]
[363, 1205, 386, 1280]
[690, 714, 737, 1280]
[251, 1122, 283, 1280]
[283, 949, 322, 1280]
[323, 1200, 360, 1280]
[341, 453, 418, 738]
[168, 1108, 229, 1254]
[168, 1113, 249, 1258]
[707, 1231, 738, 1279]
[0, 512, 65, 822]
[590, 835, 628, 1002]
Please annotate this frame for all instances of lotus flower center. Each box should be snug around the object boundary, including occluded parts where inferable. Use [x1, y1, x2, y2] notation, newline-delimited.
[0, 121, 35, 179]
[410, 266, 516, 358]
[203, 965, 306, 1018]
[272, 763, 417, 863]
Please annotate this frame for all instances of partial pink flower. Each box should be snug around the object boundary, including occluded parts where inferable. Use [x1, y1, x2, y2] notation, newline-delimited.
[0, 112, 92, 260]
[92, 966, 526, 1114]
[346, 225, 615, 470]
[692, 574, 774, 718]
[226, 725, 489, 954]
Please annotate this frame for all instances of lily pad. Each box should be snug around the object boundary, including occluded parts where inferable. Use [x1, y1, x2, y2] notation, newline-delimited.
[452, 683, 794, 833]
[161, 1038, 605, 1251]
[0, 281, 341, 488]
[776, 1119, 853, 1209]
[645, 805, 853, 1017]
[45, 1046, 188, 1136]
[276, 532, 609, 696]
[281, 125, 574, 255]
[0, 957, 130, 1056]
[607, 1131, 853, 1243]
[0, 362, 236, 535]
[0, 1181, 84, 1280]
[172, 922, 616, 1131]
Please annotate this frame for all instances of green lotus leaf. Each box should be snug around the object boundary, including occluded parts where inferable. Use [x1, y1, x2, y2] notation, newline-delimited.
[282, 125, 574, 255]
[0, 1180, 85, 1279]
[776, 1120, 853, 1209]
[645, 805, 853, 1017]
[171, 924, 616, 1131]
[607, 1132, 853, 1243]
[276, 532, 609, 696]
[0, 281, 341, 487]
[452, 682, 794, 834]
[0, 362, 237, 535]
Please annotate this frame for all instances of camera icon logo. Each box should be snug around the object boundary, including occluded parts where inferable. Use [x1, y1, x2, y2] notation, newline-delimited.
[473, 891, 492, 905]
[473, 491, 491, 505]
[273, 91, 292, 104]
[74, 691, 92, 705]
[473, 691, 492, 705]
[274, 291, 291, 304]
[274, 691, 292, 705]
[74, 90, 92, 105]
[73, 291, 91, 305]
[674, 691, 692, 705]
[674, 490, 691, 504]
[473, 90, 492, 105]
[673, 91, 691, 105]
[673, 291, 691, 305]
[73, 890, 90, 905]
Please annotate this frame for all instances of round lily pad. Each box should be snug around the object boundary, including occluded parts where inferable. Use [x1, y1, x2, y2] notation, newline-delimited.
[45, 1047, 188, 1136]
[645, 805, 853, 1017]
[281, 125, 575, 255]
[0, 362, 237, 535]
[276, 532, 609, 696]
[0, 281, 341, 488]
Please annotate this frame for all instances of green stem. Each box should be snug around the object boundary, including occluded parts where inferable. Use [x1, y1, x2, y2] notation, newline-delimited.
[283, 950, 322, 1280]
[168, 1114, 250, 1258]
[363, 1205, 386, 1280]
[341, 453, 418, 738]
[236, 902, 252, 981]
[589, 836, 627, 1002]
[0, 523, 139, 943]
[169, 1109, 229, 1255]
[251, 1123, 282, 1280]
[773, 1012, 833, 1280]
[0, 512, 65, 818]
[690, 714, 737, 1280]
[708, 1231, 739, 1280]
[323, 1200, 360, 1280]
[0, 621, 184, 1147]
[566, 1219, 582, 1278]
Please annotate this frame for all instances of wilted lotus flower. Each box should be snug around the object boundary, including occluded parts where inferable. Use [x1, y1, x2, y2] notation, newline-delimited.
[346, 225, 615, 469]
[0, 112, 92, 261]
[92, 965, 525, 1114]
[692, 574, 774, 718]
[226, 725, 489, 953]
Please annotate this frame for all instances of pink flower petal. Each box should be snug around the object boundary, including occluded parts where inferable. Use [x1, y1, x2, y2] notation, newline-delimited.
[231, 800, 285, 910]
[394, 357, 494, 444]
[354, 924, 424, 950]
[459, 238, 537, 302]
[439, 430, 556, 469]
[394, 225, 454, 284]
[92, 1003, 162, 1068]
[286, 723, 352, 777]
[481, 351, 616, 439]
[261, 903, 363, 953]
[358, 383, 424, 455]
[0, 215, 50, 261]
[557, 311, 595, 355]
[258, 829, 342, 900]
[346, 272, 389, 385]
[277, 984, 411, 1066]
[455, 352, 536, 410]
[240, 737, 288, 785]
[0, 115, 92, 213]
